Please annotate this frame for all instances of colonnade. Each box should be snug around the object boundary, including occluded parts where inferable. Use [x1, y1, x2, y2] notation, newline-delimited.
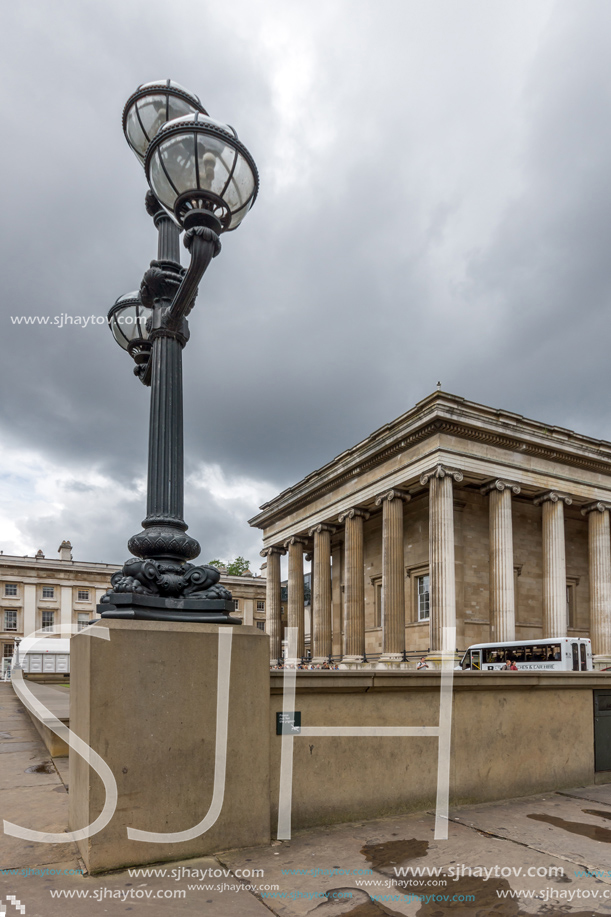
[262, 464, 611, 663]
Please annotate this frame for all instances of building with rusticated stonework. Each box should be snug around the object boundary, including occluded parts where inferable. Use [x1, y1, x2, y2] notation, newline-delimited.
[251, 391, 611, 667]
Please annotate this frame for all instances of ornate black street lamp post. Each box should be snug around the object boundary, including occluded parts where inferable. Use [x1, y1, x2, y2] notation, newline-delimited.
[100, 81, 258, 624]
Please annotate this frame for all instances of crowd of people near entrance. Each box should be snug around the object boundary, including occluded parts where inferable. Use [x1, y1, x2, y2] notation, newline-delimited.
[269, 657, 433, 670]
[270, 661, 340, 670]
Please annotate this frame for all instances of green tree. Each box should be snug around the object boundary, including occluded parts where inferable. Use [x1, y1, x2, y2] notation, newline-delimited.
[226, 556, 251, 575]
[208, 557, 251, 575]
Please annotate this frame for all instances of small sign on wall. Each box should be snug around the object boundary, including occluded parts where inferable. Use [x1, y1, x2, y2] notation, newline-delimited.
[276, 711, 301, 735]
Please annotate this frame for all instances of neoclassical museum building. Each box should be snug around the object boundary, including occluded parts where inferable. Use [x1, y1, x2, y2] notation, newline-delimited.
[251, 391, 611, 667]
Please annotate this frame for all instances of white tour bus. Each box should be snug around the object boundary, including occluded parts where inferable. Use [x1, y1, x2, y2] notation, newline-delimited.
[460, 638, 592, 672]
[9, 637, 71, 677]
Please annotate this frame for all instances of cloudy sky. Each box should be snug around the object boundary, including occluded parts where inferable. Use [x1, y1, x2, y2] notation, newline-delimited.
[1, 0, 610, 569]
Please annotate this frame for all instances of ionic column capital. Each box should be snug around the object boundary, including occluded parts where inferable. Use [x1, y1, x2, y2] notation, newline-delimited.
[533, 491, 572, 507]
[480, 479, 521, 496]
[308, 523, 337, 537]
[338, 507, 371, 524]
[581, 501, 611, 516]
[283, 535, 308, 550]
[420, 464, 463, 486]
[375, 488, 412, 506]
[260, 545, 287, 558]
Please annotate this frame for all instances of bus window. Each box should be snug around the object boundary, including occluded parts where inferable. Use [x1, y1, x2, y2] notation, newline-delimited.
[531, 646, 546, 661]
[572, 643, 579, 672]
[580, 643, 587, 671]
[461, 654, 470, 670]
[483, 648, 504, 664]
[470, 650, 481, 671]
[548, 644, 561, 661]
[513, 647, 525, 662]
[524, 645, 534, 661]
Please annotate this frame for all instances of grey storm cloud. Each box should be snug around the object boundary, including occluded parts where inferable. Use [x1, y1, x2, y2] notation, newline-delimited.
[1, 0, 610, 565]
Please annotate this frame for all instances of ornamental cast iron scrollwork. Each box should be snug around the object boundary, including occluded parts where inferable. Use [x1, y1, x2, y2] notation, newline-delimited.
[100, 559, 232, 603]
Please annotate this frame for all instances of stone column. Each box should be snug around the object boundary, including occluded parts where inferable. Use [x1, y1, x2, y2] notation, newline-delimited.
[308, 524, 336, 662]
[331, 543, 343, 658]
[481, 480, 520, 643]
[582, 502, 611, 661]
[420, 465, 463, 653]
[284, 536, 307, 661]
[534, 491, 572, 638]
[338, 508, 370, 663]
[305, 551, 313, 657]
[375, 489, 411, 663]
[260, 546, 285, 664]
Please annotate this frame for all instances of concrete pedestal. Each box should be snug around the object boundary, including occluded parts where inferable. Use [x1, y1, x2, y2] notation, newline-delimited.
[69, 619, 270, 873]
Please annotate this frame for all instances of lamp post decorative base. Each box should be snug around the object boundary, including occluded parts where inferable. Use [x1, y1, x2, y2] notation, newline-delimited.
[99, 592, 240, 624]
[99, 558, 239, 622]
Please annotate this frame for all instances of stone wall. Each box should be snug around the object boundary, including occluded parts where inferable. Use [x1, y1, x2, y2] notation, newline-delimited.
[269, 671, 611, 832]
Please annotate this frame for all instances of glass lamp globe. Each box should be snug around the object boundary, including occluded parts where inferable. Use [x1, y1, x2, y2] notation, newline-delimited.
[144, 112, 259, 232]
[107, 292, 152, 363]
[123, 80, 208, 165]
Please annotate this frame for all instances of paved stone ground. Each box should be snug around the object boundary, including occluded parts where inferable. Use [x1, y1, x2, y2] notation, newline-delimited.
[2, 681, 611, 916]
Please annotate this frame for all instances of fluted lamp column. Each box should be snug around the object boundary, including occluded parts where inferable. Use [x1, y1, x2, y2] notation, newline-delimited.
[284, 536, 307, 662]
[582, 502, 611, 664]
[420, 465, 462, 654]
[338, 508, 370, 664]
[534, 491, 572, 638]
[261, 545, 286, 664]
[375, 489, 411, 664]
[481, 480, 520, 643]
[309, 524, 336, 663]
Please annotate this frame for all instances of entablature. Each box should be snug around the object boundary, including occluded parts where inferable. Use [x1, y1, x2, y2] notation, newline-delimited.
[252, 392, 611, 538]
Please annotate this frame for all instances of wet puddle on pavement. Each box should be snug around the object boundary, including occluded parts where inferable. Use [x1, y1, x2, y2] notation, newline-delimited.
[304, 829, 605, 916]
[311, 876, 599, 917]
[360, 839, 429, 870]
[310, 887, 405, 915]
[582, 808, 611, 822]
[528, 812, 611, 843]
[25, 761, 54, 774]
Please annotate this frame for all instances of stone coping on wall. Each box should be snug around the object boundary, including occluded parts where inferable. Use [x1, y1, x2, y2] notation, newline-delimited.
[269, 670, 611, 693]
